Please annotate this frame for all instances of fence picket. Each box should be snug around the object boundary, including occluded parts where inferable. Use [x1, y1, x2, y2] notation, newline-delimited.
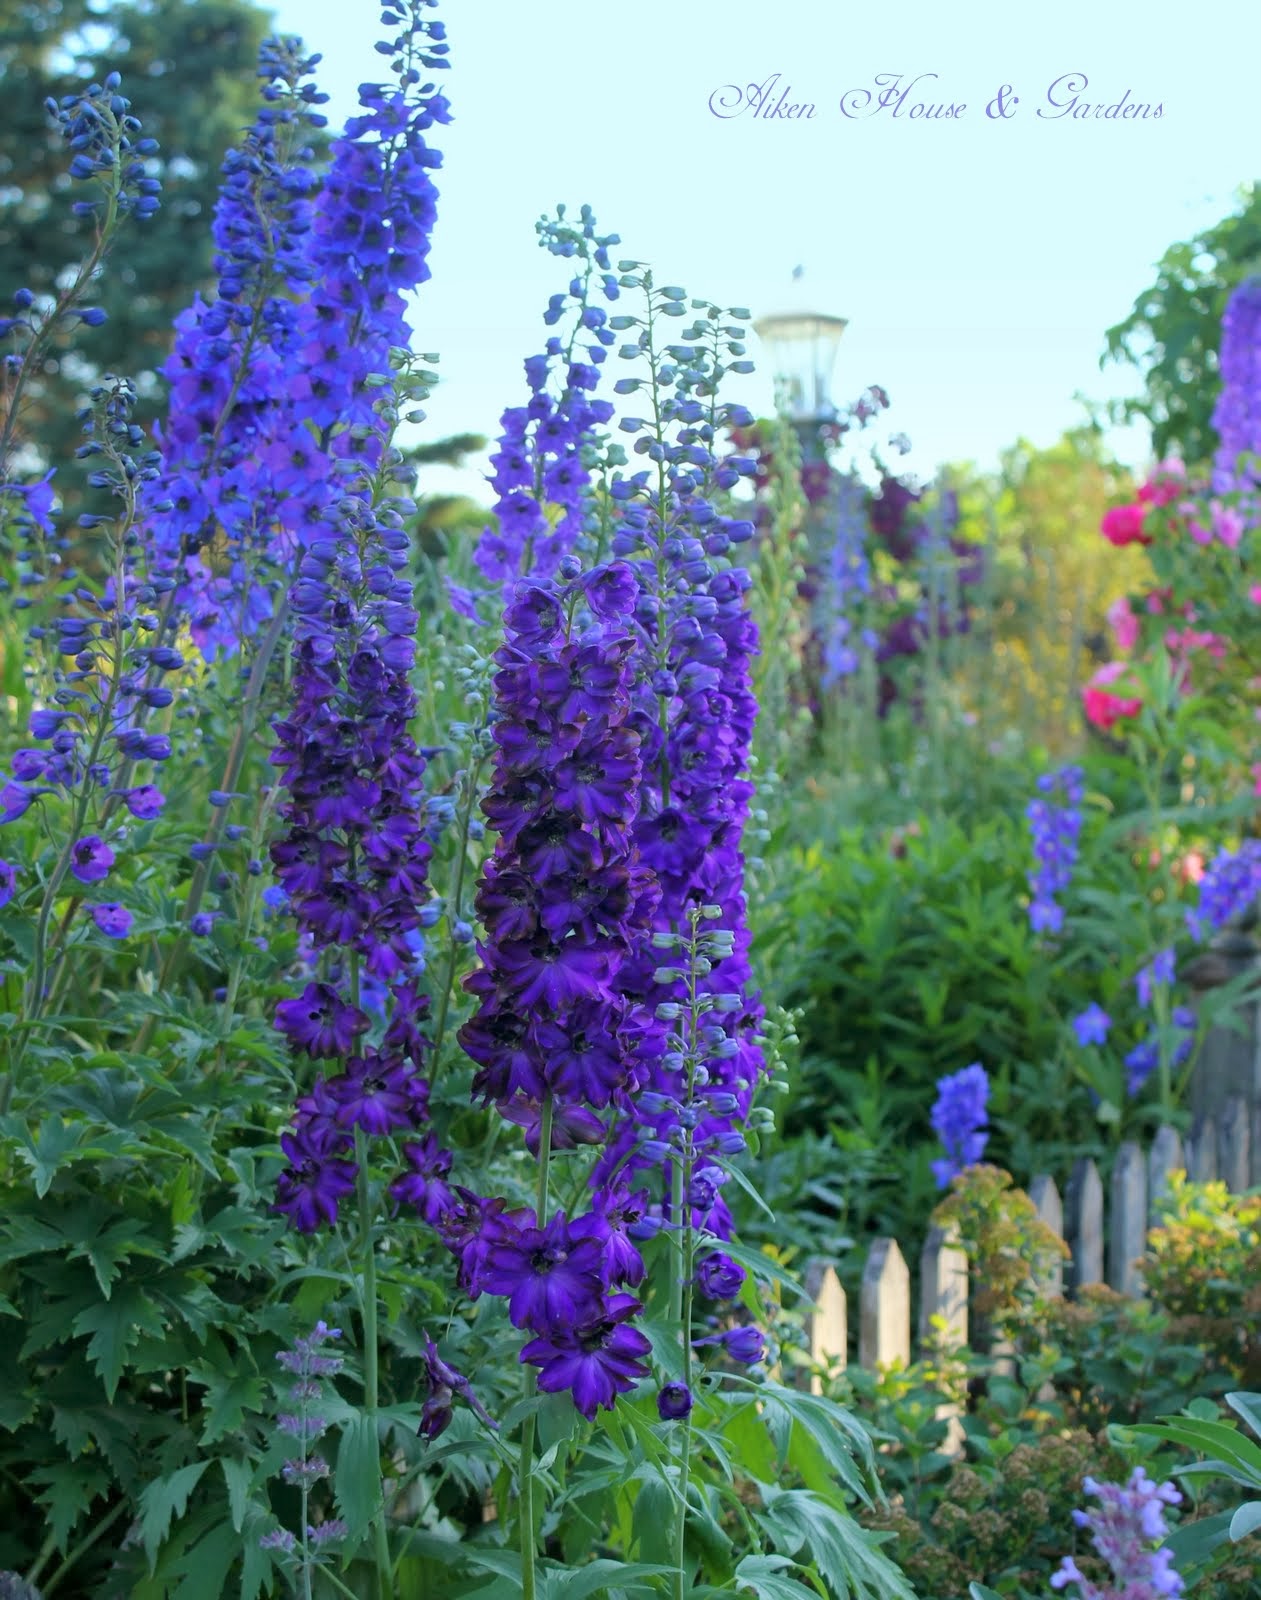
[1065, 1157, 1104, 1293]
[1147, 1125, 1184, 1223]
[802, 1258, 847, 1396]
[1184, 1113, 1218, 1184]
[860, 1239, 910, 1371]
[1219, 1095, 1251, 1193]
[919, 1225, 968, 1350]
[1108, 1142, 1147, 1297]
[1028, 1174, 1064, 1297]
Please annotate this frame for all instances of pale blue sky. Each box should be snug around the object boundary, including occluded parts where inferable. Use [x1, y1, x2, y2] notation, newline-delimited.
[266, 0, 1260, 502]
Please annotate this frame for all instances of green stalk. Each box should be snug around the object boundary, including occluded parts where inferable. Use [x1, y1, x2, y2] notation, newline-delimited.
[520, 1096, 554, 1600]
[426, 751, 488, 1085]
[355, 1127, 392, 1600]
[673, 920, 702, 1599]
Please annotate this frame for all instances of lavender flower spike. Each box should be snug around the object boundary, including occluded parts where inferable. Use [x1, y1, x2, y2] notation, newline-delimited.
[1052, 1466, 1183, 1598]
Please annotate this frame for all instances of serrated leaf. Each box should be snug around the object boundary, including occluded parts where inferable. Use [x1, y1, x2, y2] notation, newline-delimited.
[759, 1486, 916, 1600]
[631, 1476, 676, 1565]
[72, 1284, 166, 1401]
[733, 1552, 818, 1598]
[30, 1459, 110, 1550]
[335, 1411, 382, 1537]
[219, 1457, 253, 1532]
[189, 1366, 266, 1445]
[138, 1461, 209, 1566]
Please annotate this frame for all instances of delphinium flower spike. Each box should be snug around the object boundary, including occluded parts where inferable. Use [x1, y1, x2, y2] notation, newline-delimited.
[1026, 764, 1084, 934]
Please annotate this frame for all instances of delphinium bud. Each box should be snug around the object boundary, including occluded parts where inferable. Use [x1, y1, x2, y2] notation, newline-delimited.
[474, 204, 622, 590]
[1210, 276, 1261, 499]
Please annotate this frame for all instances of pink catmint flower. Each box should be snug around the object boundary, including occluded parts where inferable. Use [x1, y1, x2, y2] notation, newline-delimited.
[1106, 594, 1140, 653]
[1082, 662, 1143, 732]
[1100, 503, 1149, 547]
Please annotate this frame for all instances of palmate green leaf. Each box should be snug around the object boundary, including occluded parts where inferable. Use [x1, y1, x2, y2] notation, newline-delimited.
[758, 1486, 915, 1600]
[731, 1552, 821, 1598]
[756, 1383, 877, 1507]
[67, 1217, 165, 1298]
[138, 1460, 209, 1566]
[188, 1365, 266, 1445]
[219, 1457, 253, 1532]
[29, 1459, 110, 1549]
[71, 1283, 167, 1400]
[631, 1474, 677, 1565]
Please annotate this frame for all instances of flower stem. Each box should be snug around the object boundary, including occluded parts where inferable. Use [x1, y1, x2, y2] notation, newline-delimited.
[355, 1128, 391, 1600]
[520, 1096, 554, 1600]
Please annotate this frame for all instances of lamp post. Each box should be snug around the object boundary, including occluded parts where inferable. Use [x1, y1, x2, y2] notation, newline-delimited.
[752, 306, 848, 461]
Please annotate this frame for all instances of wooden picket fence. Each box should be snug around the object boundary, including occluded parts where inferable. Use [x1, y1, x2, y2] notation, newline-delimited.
[799, 1095, 1260, 1391]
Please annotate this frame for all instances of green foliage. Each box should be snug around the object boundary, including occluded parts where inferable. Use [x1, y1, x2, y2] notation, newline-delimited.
[1101, 183, 1261, 467]
[0, 0, 276, 484]
[1142, 1174, 1261, 1381]
[931, 1165, 1070, 1336]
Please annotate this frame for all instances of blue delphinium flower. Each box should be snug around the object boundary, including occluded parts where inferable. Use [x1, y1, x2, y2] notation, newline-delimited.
[1135, 947, 1176, 1009]
[1026, 766, 1084, 934]
[930, 1062, 989, 1188]
[1186, 839, 1261, 942]
[1071, 1003, 1111, 1048]
[1210, 276, 1261, 497]
[1052, 1467, 1183, 1598]
[821, 473, 875, 684]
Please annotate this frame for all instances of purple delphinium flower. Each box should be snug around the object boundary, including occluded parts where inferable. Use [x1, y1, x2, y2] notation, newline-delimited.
[822, 474, 876, 684]
[693, 1325, 766, 1365]
[1051, 1467, 1183, 1598]
[1135, 948, 1176, 1009]
[1026, 766, 1084, 934]
[695, 1251, 746, 1300]
[656, 1382, 693, 1421]
[69, 835, 114, 885]
[274, 982, 369, 1060]
[479, 1211, 607, 1332]
[1072, 1004, 1112, 1049]
[474, 206, 620, 588]
[1126, 1007, 1196, 1097]
[418, 1333, 498, 1440]
[268, 10, 451, 1231]
[930, 1062, 989, 1189]
[0, 860, 14, 909]
[457, 561, 653, 1195]
[520, 1291, 652, 1420]
[1187, 839, 1261, 941]
[90, 902, 131, 938]
[1210, 276, 1261, 497]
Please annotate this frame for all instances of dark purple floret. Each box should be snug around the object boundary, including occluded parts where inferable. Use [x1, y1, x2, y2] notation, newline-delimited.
[520, 1292, 652, 1420]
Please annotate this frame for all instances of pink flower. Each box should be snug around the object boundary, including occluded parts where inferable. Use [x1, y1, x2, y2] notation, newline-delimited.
[1106, 594, 1140, 652]
[1249, 584, 1261, 606]
[1137, 458, 1187, 507]
[1100, 503, 1150, 547]
[1211, 499, 1244, 549]
[1082, 662, 1143, 732]
[1165, 627, 1227, 661]
[1145, 587, 1171, 615]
